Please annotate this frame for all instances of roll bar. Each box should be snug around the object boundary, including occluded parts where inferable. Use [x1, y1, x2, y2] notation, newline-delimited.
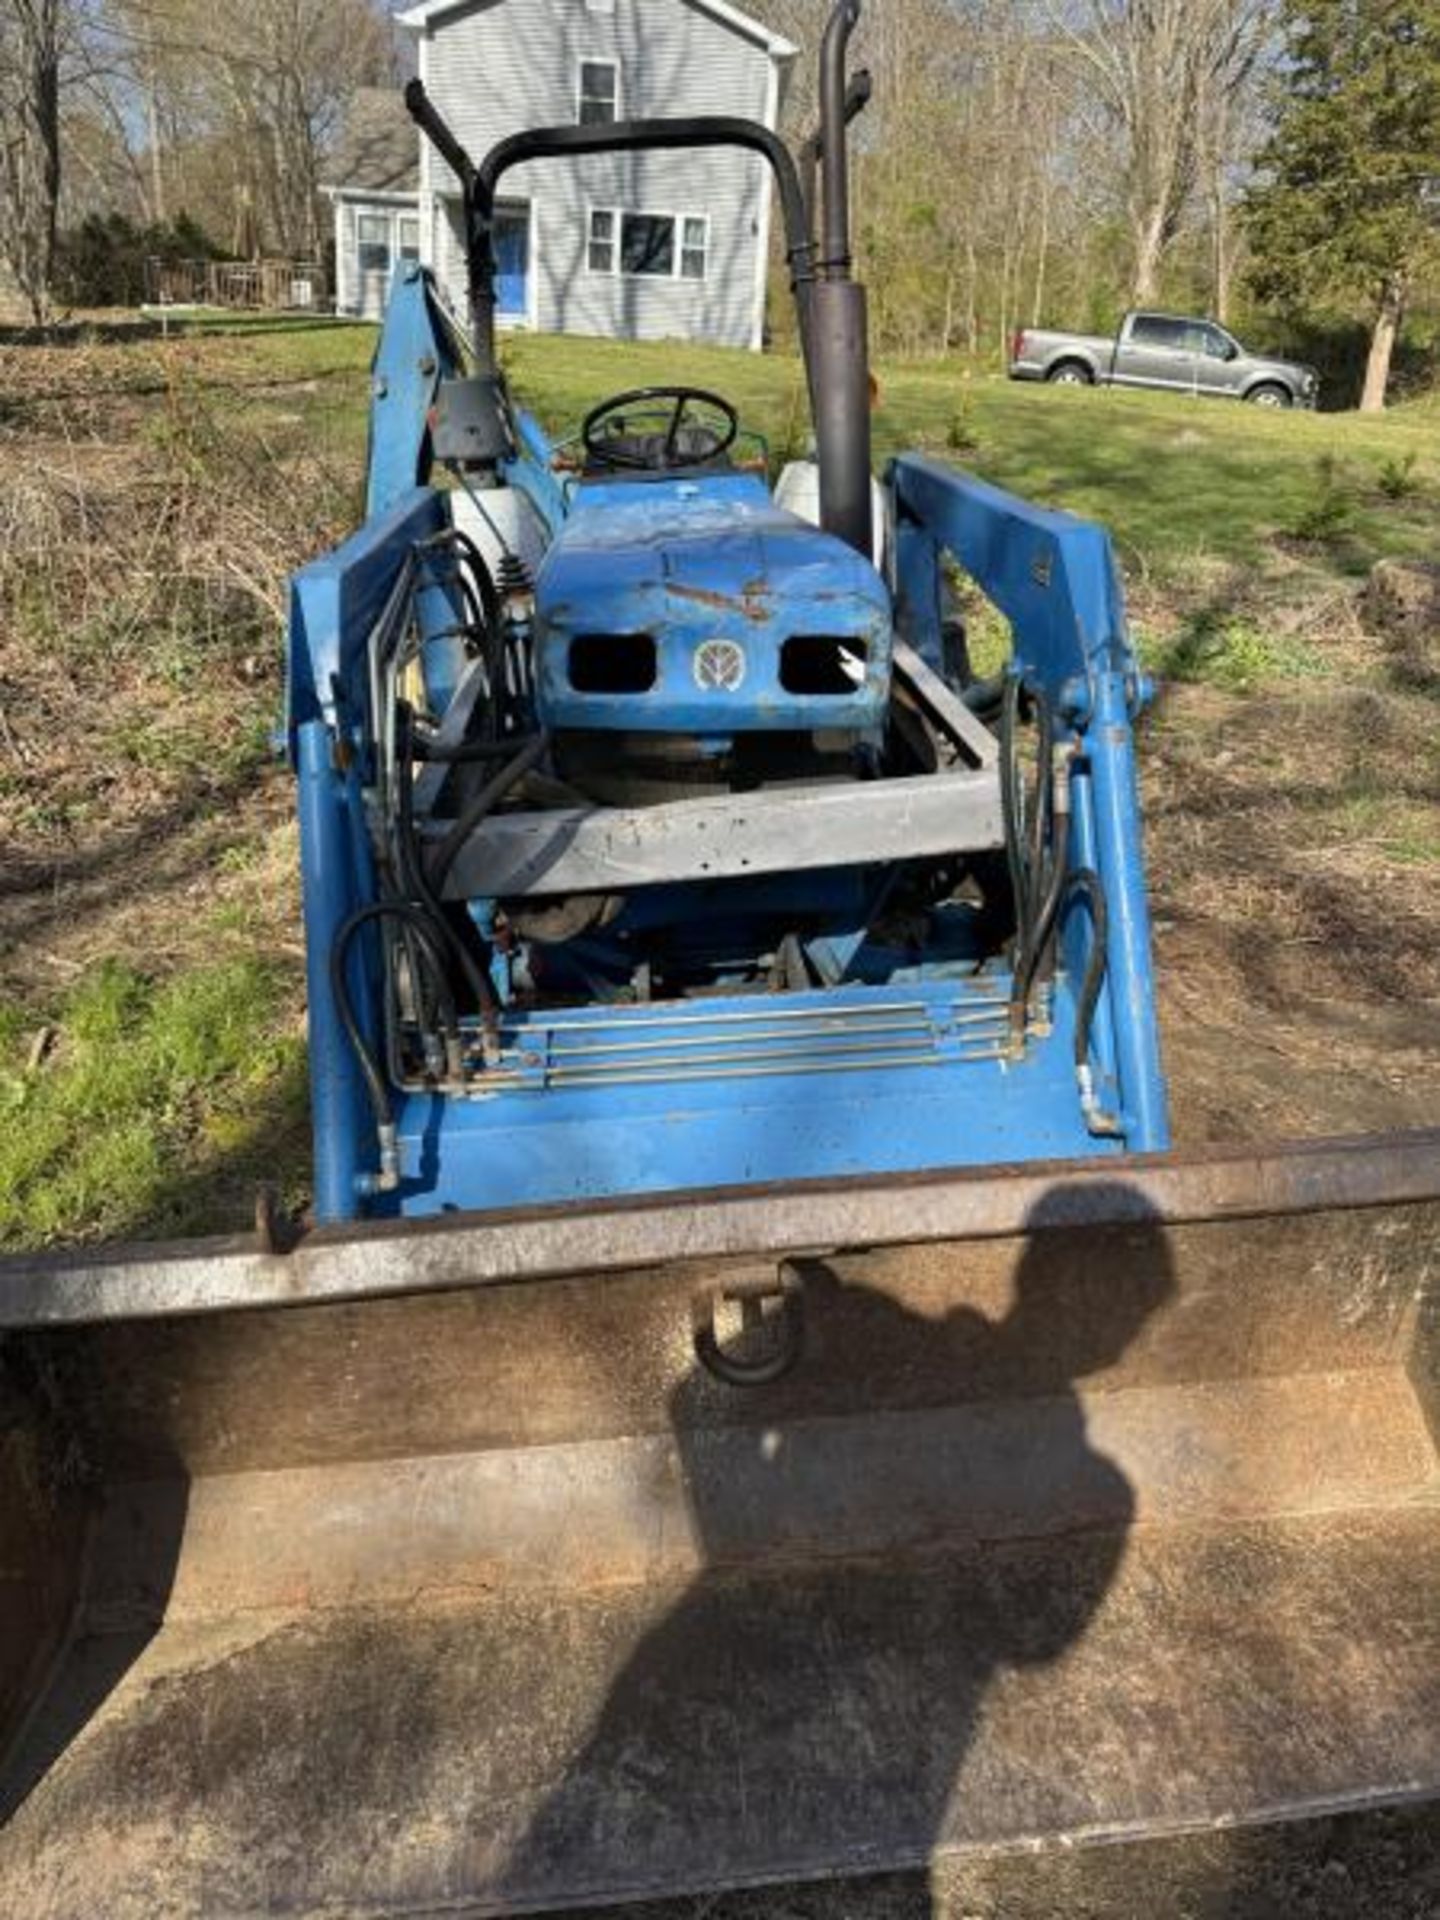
[404, 0, 873, 559]
[404, 93, 815, 377]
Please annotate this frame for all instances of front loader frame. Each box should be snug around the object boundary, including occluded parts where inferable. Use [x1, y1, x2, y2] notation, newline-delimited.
[2, 1129, 1435, 1329]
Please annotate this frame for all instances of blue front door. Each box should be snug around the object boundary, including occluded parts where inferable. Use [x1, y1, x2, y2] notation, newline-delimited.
[495, 209, 529, 319]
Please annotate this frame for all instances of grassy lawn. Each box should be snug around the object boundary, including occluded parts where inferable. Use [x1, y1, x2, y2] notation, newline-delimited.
[1, 315, 1436, 1249]
[498, 330, 1440, 573]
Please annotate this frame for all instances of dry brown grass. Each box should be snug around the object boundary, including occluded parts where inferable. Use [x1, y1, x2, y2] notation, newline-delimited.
[1143, 677, 1440, 1141]
[0, 362, 352, 1006]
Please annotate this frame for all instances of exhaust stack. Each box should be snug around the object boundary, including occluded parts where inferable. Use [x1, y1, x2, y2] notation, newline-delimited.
[810, 0, 874, 561]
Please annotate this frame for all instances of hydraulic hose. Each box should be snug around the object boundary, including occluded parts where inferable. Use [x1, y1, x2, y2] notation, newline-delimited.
[413, 733, 539, 764]
[415, 526, 510, 740]
[961, 673, 1005, 719]
[1066, 865, 1109, 1071]
[1008, 757, 1071, 1046]
[394, 703, 502, 1029]
[1064, 865, 1121, 1135]
[1001, 673, 1071, 1046]
[430, 728, 551, 891]
[1026, 683, 1055, 903]
[1000, 672, 1030, 944]
[432, 524, 503, 637]
[330, 901, 463, 1191]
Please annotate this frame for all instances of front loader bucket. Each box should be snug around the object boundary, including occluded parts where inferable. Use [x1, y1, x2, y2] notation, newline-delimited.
[1, 1131, 1438, 1916]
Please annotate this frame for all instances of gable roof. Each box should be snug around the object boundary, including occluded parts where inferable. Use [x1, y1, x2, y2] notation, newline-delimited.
[323, 89, 419, 193]
[394, 0, 798, 60]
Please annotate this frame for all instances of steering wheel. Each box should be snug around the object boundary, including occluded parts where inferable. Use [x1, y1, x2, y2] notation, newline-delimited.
[581, 386, 739, 472]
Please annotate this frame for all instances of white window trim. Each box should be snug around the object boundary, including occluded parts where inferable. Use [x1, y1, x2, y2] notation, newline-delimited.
[357, 211, 394, 268]
[679, 212, 710, 281]
[576, 56, 622, 124]
[584, 206, 709, 283]
[585, 205, 618, 275]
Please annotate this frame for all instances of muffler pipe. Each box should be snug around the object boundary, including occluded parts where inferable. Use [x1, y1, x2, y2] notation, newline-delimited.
[811, 1, 872, 560]
[812, 279, 872, 559]
[818, 0, 861, 277]
[800, 68, 872, 247]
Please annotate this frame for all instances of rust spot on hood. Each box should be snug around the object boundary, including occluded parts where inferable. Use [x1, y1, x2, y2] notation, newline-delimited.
[667, 578, 773, 623]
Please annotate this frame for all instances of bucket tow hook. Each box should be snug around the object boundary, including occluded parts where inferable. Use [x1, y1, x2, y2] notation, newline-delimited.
[693, 1263, 805, 1387]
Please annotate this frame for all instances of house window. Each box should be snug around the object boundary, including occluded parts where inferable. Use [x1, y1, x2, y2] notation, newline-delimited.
[397, 216, 420, 263]
[588, 209, 708, 279]
[680, 216, 707, 280]
[357, 213, 390, 275]
[587, 209, 616, 272]
[578, 60, 619, 125]
[621, 212, 674, 276]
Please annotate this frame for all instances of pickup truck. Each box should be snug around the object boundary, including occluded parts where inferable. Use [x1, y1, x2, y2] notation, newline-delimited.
[1009, 311, 1319, 408]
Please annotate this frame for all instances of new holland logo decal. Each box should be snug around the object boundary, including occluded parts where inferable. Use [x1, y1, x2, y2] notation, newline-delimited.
[693, 639, 746, 691]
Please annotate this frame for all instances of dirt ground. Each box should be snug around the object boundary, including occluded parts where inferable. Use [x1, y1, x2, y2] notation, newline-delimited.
[1146, 677, 1440, 1142]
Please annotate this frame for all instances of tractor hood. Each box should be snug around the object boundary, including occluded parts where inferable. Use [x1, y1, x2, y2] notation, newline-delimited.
[533, 471, 892, 733]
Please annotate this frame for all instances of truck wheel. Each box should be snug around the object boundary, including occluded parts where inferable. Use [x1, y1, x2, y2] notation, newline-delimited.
[1245, 383, 1291, 408]
[1046, 361, 1092, 386]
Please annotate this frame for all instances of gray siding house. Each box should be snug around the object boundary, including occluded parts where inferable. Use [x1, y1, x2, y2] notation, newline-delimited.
[332, 0, 795, 346]
[324, 90, 422, 322]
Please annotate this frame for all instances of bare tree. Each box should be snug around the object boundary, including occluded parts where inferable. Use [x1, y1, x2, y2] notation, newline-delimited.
[1045, 0, 1274, 306]
[89, 0, 393, 259]
[0, 0, 66, 321]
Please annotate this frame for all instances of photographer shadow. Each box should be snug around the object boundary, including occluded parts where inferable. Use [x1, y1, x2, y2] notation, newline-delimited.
[500, 1187, 1177, 1913]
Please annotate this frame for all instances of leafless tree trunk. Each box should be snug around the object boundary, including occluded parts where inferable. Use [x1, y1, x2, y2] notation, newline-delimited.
[1047, 0, 1273, 309]
[0, 0, 65, 322]
[1208, 166, 1231, 323]
[1360, 275, 1405, 413]
[146, 64, 165, 223]
[1129, 201, 1170, 305]
[1031, 159, 1053, 326]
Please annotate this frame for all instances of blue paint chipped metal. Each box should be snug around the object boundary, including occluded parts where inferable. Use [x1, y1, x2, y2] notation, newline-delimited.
[534, 471, 893, 733]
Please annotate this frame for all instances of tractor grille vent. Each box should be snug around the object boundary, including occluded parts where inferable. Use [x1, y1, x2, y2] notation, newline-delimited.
[568, 634, 657, 693]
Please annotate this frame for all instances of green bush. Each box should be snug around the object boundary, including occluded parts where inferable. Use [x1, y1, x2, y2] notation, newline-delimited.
[1146, 611, 1324, 693]
[1287, 453, 1357, 543]
[1377, 451, 1420, 502]
[53, 212, 222, 309]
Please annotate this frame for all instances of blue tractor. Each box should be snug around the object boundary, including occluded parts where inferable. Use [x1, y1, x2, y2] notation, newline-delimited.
[287, 3, 1167, 1226]
[4, 7, 1437, 1912]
